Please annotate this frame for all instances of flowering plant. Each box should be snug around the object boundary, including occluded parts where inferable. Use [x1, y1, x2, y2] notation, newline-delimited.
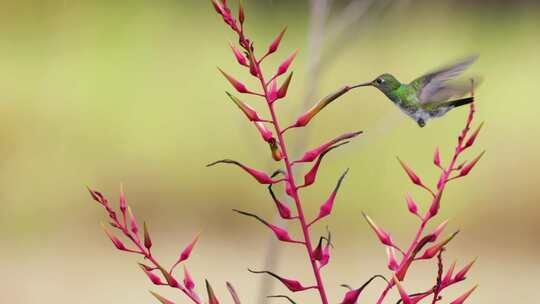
[87, 1, 483, 303]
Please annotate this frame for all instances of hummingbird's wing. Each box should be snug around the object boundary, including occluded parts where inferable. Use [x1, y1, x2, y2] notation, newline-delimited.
[410, 55, 478, 103]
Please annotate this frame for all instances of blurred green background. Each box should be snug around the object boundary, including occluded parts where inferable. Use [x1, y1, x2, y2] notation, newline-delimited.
[1, 0, 539, 303]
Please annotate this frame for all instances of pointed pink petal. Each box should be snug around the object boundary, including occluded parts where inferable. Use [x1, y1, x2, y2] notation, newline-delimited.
[386, 247, 399, 271]
[268, 184, 292, 219]
[418, 231, 459, 259]
[233, 209, 299, 243]
[294, 86, 353, 127]
[393, 277, 413, 304]
[449, 285, 478, 304]
[362, 213, 393, 247]
[458, 151, 485, 177]
[150, 291, 176, 304]
[139, 264, 164, 285]
[226, 282, 241, 304]
[405, 194, 418, 215]
[464, 122, 484, 149]
[177, 234, 200, 264]
[207, 159, 275, 184]
[434, 147, 441, 167]
[226, 92, 262, 122]
[248, 269, 314, 292]
[255, 122, 274, 142]
[442, 260, 457, 286]
[206, 280, 220, 304]
[277, 72, 293, 98]
[311, 169, 349, 223]
[276, 50, 298, 77]
[127, 206, 139, 235]
[454, 258, 477, 281]
[302, 141, 350, 187]
[267, 27, 287, 55]
[267, 79, 278, 103]
[218, 68, 251, 94]
[340, 288, 362, 304]
[183, 266, 195, 290]
[229, 43, 248, 66]
[295, 131, 362, 163]
[397, 158, 423, 186]
[101, 223, 128, 251]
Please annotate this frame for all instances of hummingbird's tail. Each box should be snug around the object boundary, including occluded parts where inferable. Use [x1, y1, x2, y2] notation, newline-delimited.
[446, 97, 474, 108]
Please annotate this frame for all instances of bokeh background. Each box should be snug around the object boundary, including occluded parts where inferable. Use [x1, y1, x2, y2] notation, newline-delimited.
[1, 0, 539, 303]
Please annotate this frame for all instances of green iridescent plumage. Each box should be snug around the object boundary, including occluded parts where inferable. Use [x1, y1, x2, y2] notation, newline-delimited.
[354, 55, 478, 127]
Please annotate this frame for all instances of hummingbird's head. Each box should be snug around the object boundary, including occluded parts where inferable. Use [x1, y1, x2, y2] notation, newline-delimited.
[353, 73, 401, 94]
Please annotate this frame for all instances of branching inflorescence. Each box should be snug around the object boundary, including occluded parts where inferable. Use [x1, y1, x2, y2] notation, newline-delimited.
[87, 1, 484, 304]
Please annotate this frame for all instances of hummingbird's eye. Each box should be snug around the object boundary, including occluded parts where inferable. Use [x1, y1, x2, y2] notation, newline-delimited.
[376, 78, 384, 84]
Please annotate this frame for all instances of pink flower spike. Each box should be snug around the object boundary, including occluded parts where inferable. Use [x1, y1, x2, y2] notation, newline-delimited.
[311, 169, 349, 224]
[277, 72, 293, 98]
[362, 213, 393, 247]
[101, 223, 128, 251]
[267, 27, 287, 55]
[233, 209, 300, 243]
[302, 141, 350, 188]
[449, 285, 478, 304]
[405, 194, 418, 216]
[255, 122, 274, 142]
[276, 49, 298, 77]
[386, 247, 399, 271]
[248, 269, 314, 292]
[442, 260, 457, 285]
[183, 266, 195, 290]
[295, 131, 362, 163]
[229, 43, 248, 66]
[393, 276, 413, 304]
[458, 151, 485, 177]
[127, 206, 139, 235]
[434, 147, 441, 167]
[207, 159, 275, 184]
[454, 258, 477, 281]
[139, 264, 164, 285]
[464, 122, 484, 149]
[397, 157, 423, 186]
[150, 291, 176, 304]
[218, 68, 251, 94]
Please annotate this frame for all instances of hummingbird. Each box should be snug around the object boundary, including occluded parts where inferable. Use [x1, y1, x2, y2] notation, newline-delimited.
[353, 55, 478, 127]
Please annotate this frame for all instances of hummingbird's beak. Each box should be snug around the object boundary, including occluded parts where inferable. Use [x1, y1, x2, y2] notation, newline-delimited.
[351, 81, 372, 89]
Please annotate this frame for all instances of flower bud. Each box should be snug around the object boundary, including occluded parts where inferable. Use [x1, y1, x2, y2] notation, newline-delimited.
[267, 27, 287, 55]
[362, 213, 393, 247]
[218, 68, 251, 94]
